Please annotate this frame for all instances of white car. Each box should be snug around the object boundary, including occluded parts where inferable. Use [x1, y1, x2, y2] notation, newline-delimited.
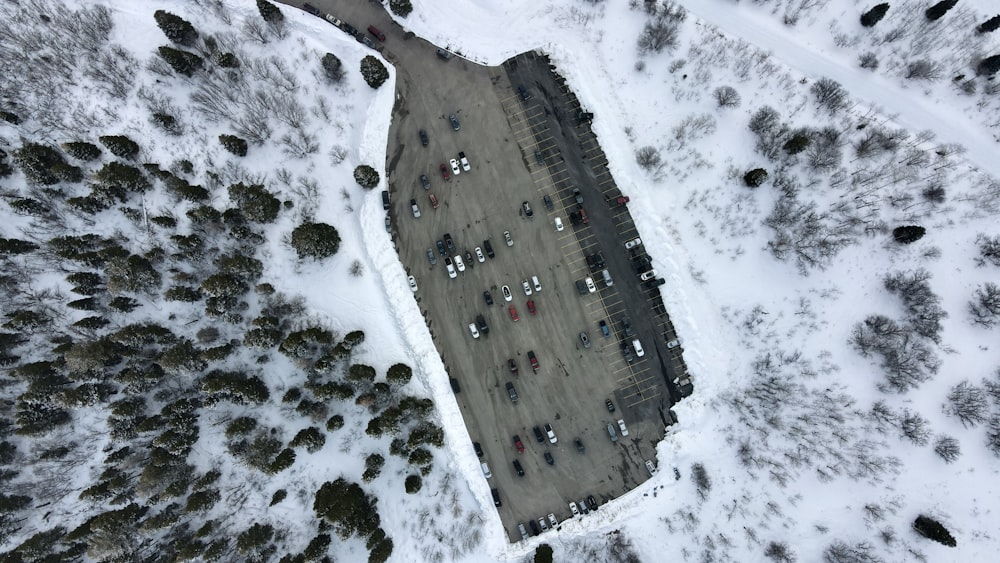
[569, 502, 580, 516]
[481, 461, 492, 479]
[522, 280, 532, 296]
[469, 323, 480, 338]
[554, 217, 564, 231]
[454, 255, 465, 272]
[645, 459, 657, 475]
[547, 513, 558, 528]
[667, 338, 683, 349]
[501, 285, 512, 301]
[459, 151, 471, 171]
[639, 269, 658, 281]
[445, 257, 457, 279]
[410, 199, 420, 218]
[625, 237, 642, 249]
[538, 517, 548, 532]
[545, 423, 557, 444]
[504, 230, 513, 246]
[585, 277, 596, 293]
[449, 158, 461, 175]
[532, 275, 542, 292]
[407, 275, 417, 292]
[475, 246, 485, 263]
[617, 419, 629, 437]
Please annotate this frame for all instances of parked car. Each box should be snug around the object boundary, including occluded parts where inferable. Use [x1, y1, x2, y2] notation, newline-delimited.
[367, 25, 385, 41]
[504, 230, 513, 246]
[449, 114, 460, 131]
[502, 285, 512, 301]
[483, 290, 494, 306]
[625, 237, 643, 249]
[449, 377, 460, 393]
[639, 269, 658, 281]
[578, 207, 589, 224]
[381, 190, 390, 210]
[587, 496, 599, 511]
[454, 254, 465, 272]
[445, 258, 456, 279]
[578, 499, 589, 515]
[436, 240, 446, 255]
[532, 276, 542, 292]
[543, 194, 554, 210]
[569, 502, 580, 516]
[667, 338, 683, 349]
[575, 438, 585, 453]
[622, 318, 634, 337]
[621, 341, 634, 363]
[428, 193, 439, 209]
[586, 254, 597, 271]
[544, 423, 557, 444]
[595, 251, 606, 269]
[535, 150, 544, 165]
[518, 84, 531, 100]
[420, 174, 430, 190]
[584, 277, 596, 293]
[361, 36, 376, 49]
[444, 233, 455, 253]
[533, 426, 544, 443]
[527, 350, 539, 372]
[506, 382, 518, 403]
[491, 488, 501, 507]
[481, 461, 492, 479]
[303, 3, 320, 16]
[508, 358, 518, 375]
[605, 399, 615, 412]
[632, 338, 645, 357]
[548, 513, 558, 528]
[407, 275, 417, 292]
[602, 269, 613, 287]
[473, 441, 483, 457]
[439, 163, 450, 181]
[508, 305, 519, 322]
[475, 247, 485, 262]
[554, 217, 563, 231]
[449, 158, 461, 175]
[645, 459, 657, 475]
[468, 323, 479, 339]
[526, 300, 536, 315]
[599, 320, 610, 338]
[513, 435, 525, 453]
[410, 198, 420, 218]
[459, 151, 471, 171]
[419, 129, 429, 146]
[464, 250, 474, 269]
[426, 249, 437, 266]
[325, 14, 342, 26]
[618, 419, 629, 437]
[576, 280, 588, 295]
[538, 517, 548, 532]
[483, 238, 495, 258]
[522, 201, 533, 217]
[544, 452, 554, 465]
[579, 331, 590, 348]
[518, 522, 528, 541]
[607, 423, 618, 442]
[436, 48, 453, 60]
[528, 519, 539, 535]
[476, 314, 489, 335]
[644, 277, 666, 289]
[513, 459, 525, 476]
[522, 280, 532, 296]
[573, 187, 583, 204]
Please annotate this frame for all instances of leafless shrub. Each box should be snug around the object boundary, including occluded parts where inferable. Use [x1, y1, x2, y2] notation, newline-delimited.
[933, 435, 960, 463]
[810, 78, 848, 115]
[859, 52, 879, 70]
[944, 380, 989, 427]
[905, 60, 941, 80]
[714, 85, 741, 108]
[84, 44, 138, 99]
[635, 146, 662, 171]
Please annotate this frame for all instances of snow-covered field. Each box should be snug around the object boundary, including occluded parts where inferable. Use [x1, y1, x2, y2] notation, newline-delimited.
[2, 0, 999, 560]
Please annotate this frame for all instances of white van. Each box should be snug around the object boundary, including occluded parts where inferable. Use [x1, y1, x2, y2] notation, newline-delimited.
[532, 275, 542, 292]
[601, 269, 613, 287]
[632, 338, 645, 357]
[481, 462, 492, 479]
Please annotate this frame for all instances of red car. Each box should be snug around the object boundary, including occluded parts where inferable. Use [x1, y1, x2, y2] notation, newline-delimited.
[509, 305, 519, 322]
[513, 435, 525, 454]
[526, 300, 536, 315]
[614, 195, 630, 207]
[428, 193, 439, 209]
[578, 206, 589, 224]
[440, 163, 450, 181]
[527, 350, 539, 372]
[367, 25, 386, 41]
[508, 359, 519, 376]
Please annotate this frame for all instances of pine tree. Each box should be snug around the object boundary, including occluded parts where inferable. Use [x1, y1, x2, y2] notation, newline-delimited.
[860, 4, 890, 27]
[976, 54, 1000, 76]
[290, 222, 341, 260]
[744, 168, 768, 187]
[98, 135, 140, 159]
[157, 46, 204, 77]
[322, 53, 344, 82]
[12, 143, 69, 185]
[892, 225, 926, 244]
[360, 56, 389, 89]
[913, 515, 956, 546]
[219, 134, 248, 156]
[256, 0, 284, 23]
[925, 0, 958, 22]
[154, 10, 199, 46]
[978, 15, 1000, 33]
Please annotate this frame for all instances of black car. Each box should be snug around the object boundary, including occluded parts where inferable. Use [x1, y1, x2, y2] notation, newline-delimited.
[522, 201, 533, 217]
[543, 194, 554, 211]
[465, 250, 474, 269]
[595, 251, 606, 269]
[535, 150, 544, 165]
[491, 488, 502, 507]
[420, 174, 430, 190]
[483, 291, 494, 306]
[476, 314, 489, 335]
[575, 438, 585, 454]
[645, 278, 666, 289]
[529, 519, 540, 535]
[443, 233, 455, 254]
[342, 23, 357, 36]
[587, 495, 598, 511]
[473, 442, 483, 457]
[586, 254, 597, 271]
[449, 377, 460, 393]
[518, 84, 531, 100]
[622, 318, 634, 337]
[436, 240, 446, 256]
[533, 426, 544, 443]
[513, 460, 524, 476]
[544, 452, 554, 465]
[419, 129, 429, 146]
[606, 399, 615, 412]
[483, 239, 495, 258]
[303, 3, 320, 16]
[621, 341, 634, 363]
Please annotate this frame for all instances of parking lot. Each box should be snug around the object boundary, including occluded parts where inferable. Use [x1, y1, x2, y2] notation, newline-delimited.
[285, 0, 693, 542]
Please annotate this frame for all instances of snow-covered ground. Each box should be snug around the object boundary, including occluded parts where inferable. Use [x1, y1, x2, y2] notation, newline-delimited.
[3, 0, 999, 560]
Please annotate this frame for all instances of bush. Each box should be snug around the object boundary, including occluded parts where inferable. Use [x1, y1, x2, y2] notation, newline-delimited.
[635, 146, 662, 171]
[237, 522, 274, 554]
[945, 381, 989, 427]
[313, 478, 381, 540]
[859, 52, 879, 70]
[883, 269, 946, 343]
[637, 18, 681, 54]
[354, 165, 380, 188]
[389, 0, 413, 17]
[905, 60, 940, 80]
[975, 234, 1000, 267]
[219, 134, 248, 156]
[93, 161, 150, 191]
[154, 10, 199, 46]
[362, 453, 384, 482]
[744, 168, 768, 187]
[892, 225, 925, 244]
[404, 475, 422, 494]
[327, 415, 345, 431]
[158, 46, 204, 77]
[783, 132, 811, 154]
[912, 515, 956, 546]
[925, 0, 958, 22]
[713, 85, 741, 108]
[256, 0, 284, 22]
[933, 435, 960, 463]
[216, 52, 239, 68]
[860, 4, 889, 27]
[360, 56, 389, 89]
[386, 363, 412, 386]
[969, 282, 1000, 327]
[810, 78, 848, 114]
[228, 183, 280, 223]
[322, 53, 344, 82]
[270, 489, 287, 506]
[291, 222, 341, 260]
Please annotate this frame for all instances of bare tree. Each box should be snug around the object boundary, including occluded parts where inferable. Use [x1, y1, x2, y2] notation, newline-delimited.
[713, 85, 741, 108]
[899, 409, 931, 445]
[810, 78, 848, 115]
[933, 435, 961, 463]
[635, 146, 662, 172]
[969, 283, 1000, 327]
[944, 381, 989, 427]
[764, 541, 797, 563]
[905, 60, 941, 80]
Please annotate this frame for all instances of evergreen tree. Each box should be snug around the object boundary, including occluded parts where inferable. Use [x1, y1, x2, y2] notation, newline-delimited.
[219, 134, 248, 156]
[61, 141, 103, 161]
[744, 168, 768, 187]
[313, 478, 381, 540]
[976, 54, 1000, 76]
[925, 0, 958, 21]
[98, 135, 140, 159]
[913, 515, 956, 546]
[12, 143, 68, 185]
[360, 56, 389, 89]
[158, 46, 204, 77]
[860, 4, 889, 27]
[228, 182, 280, 223]
[404, 474, 421, 493]
[978, 15, 1000, 33]
[93, 161, 151, 191]
[154, 10, 199, 46]
[389, 0, 413, 18]
[354, 164, 380, 188]
[322, 53, 344, 82]
[892, 225, 926, 244]
[290, 222, 341, 260]
[256, 0, 284, 23]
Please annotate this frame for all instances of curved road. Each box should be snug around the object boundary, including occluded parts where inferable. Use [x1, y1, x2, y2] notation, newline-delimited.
[674, 0, 1000, 179]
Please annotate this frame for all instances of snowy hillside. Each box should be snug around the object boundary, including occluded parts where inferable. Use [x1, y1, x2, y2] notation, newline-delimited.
[2, 0, 1000, 561]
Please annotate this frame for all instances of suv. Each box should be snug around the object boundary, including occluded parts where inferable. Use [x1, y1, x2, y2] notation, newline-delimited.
[459, 151, 471, 171]
[599, 320, 610, 338]
[381, 190, 390, 210]
[522, 201, 533, 217]
[436, 240, 446, 256]
[367, 25, 385, 41]
[476, 314, 489, 334]
[513, 435, 525, 453]
[607, 423, 618, 442]
[621, 341, 634, 363]
[533, 426, 545, 443]
[527, 350, 539, 372]
[544, 423, 557, 444]
[483, 239, 495, 258]
[506, 382, 518, 403]
[632, 339, 645, 357]
[572, 187, 583, 204]
[444, 233, 456, 254]
[594, 251, 606, 269]
[518, 84, 531, 100]
[622, 318, 634, 337]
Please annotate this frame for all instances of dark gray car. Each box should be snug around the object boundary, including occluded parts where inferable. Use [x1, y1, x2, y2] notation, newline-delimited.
[426, 248, 437, 265]
[449, 114, 460, 131]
